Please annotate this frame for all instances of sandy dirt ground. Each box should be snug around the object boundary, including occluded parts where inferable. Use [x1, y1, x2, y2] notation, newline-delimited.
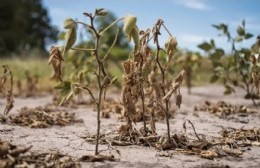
[0, 85, 259, 168]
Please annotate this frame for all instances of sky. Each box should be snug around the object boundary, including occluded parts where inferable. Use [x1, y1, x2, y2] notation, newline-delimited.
[42, 0, 260, 53]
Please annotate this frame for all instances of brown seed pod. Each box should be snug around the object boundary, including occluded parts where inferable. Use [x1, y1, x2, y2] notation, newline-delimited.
[165, 36, 178, 57]
[123, 61, 131, 74]
[103, 76, 111, 88]
[176, 94, 182, 108]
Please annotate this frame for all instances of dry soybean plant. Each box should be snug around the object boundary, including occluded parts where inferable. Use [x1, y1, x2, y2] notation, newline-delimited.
[25, 70, 39, 97]
[120, 16, 185, 145]
[0, 65, 14, 122]
[176, 51, 202, 94]
[49, 9, 123, 158]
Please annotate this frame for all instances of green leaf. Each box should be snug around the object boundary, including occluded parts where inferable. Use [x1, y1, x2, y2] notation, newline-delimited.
[95, 8, 108, 16]
[198, 42, 212, 52]
[210, 49, 224, 61]
[237, 25, 245, 36]
[63, 18, 76, 29]
[63, 27, 77, 55]
[239, 48, 251, 60]
[212, 24, 220, 30]
[210, 75, 219, 83]
[54, 81, 71, 90]
[54, 81, 74, 106]
[235, 36, 243, 42]
[111, 77, 118, 84]
[213, 23, 228, 35]
[58, 32, 66, 40]
[224, 85, 235, 95]
[210, 39, 215, 48]
[214, 65, 224, 71]
[242, 20, 245, 27]
[245, 33, 253, 39]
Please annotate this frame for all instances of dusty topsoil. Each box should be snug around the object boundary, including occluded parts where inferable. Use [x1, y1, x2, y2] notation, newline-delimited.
[0, 85, 259, 168]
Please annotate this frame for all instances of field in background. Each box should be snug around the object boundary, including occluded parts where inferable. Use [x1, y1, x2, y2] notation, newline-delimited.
[0, 56, 213, 92]
[0, 58, 56, 92]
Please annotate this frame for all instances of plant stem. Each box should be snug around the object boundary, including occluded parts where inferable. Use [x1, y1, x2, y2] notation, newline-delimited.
[89, 15, 104, 155]
[155, 38, 171, 141]
[162, 23, 173, 37]
[95, 65, 103, 155]
[165, 100, 171, 141]
[139, 54, 147, 134]
[71, 47, 95, 51]
[102, 28, 119, 61]
[100, 17, 124, 35]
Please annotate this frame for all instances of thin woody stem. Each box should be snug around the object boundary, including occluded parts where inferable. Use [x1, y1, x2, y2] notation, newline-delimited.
[75, 86, 96, 103]
[71, 47, 95, 51]
[162, 23, 173, 37]
[100, 17, 124, 35]
[89, 15, 105, 156]
[102, 28, 119, 61]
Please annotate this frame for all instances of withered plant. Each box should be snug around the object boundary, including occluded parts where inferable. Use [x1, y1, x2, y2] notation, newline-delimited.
[25, 70, 39, 97]
[49, 9, 122, 156]
[0, 65, 14, 122]
[121, 16, 185, 143]
[176, 51, 201, 94]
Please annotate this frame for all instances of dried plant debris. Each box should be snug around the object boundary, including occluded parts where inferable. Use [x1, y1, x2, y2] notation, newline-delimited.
[101, 99, 124, 119]
[215, 127, 260, 147]
[83, 127, 158, 147]
[79, 154, 117, 162]
[8, 104, 82, 128]
[194, 101, 258, 122]
[0, 139, 80, 168]
[84, 118, 258, 160]
[155, 121, 260, 160]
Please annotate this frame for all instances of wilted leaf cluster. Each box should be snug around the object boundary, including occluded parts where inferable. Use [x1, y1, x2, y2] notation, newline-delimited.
[8, 104, 82, 128]
[0, 65, 14, 121]
[120, 16, 185, 142]
[0, 138, 80, 168]
[194, 100, 257, 121]
[48, 46, 64, 82]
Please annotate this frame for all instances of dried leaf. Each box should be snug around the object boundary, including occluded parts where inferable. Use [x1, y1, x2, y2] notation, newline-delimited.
[63, 26, 77, 55]
[79, 154, 117, 162]
[49, 46, 63, 81]
[222, 145, 243, 157]
[63, 18, 76, 29]
[200, 150, 218, 159]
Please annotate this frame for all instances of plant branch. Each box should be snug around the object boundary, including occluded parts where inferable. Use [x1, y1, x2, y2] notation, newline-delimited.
[100, 17, 124, 35]
[102, 28, 120, 61]
[88, 15, 105, 155]
[71, 47, 95, 51]
[76, 21, 91, 29]
[184, 119, 201, 141]
[162, 23, 173, 37]
[75, 86, 96, 103]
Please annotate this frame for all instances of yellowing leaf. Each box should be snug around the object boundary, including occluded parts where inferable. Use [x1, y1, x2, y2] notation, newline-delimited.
[63, 27, 77, 55]
[95, 8, 108, 16]
[123, 15, 137, 35]
[63, 18, 76, 29]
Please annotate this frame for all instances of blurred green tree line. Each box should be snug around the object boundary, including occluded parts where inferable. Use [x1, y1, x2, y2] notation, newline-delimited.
[0, 0, 58, 56]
